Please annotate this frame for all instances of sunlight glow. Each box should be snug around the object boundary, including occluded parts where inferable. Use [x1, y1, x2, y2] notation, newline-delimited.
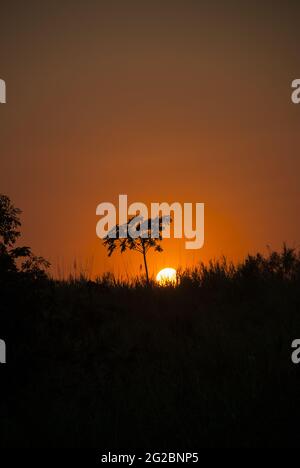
[156, 267, 177, 286]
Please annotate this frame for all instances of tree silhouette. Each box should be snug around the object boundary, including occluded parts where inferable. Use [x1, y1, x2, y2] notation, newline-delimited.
[103, 215, 169, 284]
[0, 194, 50, 279]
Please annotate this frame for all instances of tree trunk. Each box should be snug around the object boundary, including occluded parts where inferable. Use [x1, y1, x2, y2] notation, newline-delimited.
[142, 246, 149, 285]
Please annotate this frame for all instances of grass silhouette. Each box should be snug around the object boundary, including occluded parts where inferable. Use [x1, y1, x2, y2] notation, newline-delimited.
[1, 245, 300, 448]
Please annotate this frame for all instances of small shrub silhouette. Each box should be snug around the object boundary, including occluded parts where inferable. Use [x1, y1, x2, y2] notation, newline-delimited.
[103, 215, 169, 285]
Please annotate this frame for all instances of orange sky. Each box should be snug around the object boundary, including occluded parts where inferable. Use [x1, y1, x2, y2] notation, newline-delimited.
[1, 1, 300, 278]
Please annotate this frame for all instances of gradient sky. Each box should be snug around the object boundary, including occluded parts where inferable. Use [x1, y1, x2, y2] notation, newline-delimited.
[1, 0, 300, 278]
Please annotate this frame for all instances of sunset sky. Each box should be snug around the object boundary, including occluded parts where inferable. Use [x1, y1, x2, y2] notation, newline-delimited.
[1, 0, 300, 278]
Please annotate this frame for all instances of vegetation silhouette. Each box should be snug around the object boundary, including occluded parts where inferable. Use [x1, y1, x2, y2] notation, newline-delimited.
[1, 195, 300, 448]
[0, 194, 50, 280]
[103, 215, 169, 285]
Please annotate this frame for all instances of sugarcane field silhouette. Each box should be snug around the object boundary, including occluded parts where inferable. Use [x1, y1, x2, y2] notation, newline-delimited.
[1, 194, 300, 448]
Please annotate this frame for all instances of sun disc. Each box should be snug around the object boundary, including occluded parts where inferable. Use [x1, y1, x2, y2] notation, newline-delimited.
[156, 267, 177, 285]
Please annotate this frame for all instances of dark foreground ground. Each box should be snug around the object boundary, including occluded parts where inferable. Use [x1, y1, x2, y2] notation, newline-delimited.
[1, 249, 300, 448]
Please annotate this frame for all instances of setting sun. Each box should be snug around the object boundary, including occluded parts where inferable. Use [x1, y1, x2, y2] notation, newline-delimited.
[156, 267, 177, 286]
